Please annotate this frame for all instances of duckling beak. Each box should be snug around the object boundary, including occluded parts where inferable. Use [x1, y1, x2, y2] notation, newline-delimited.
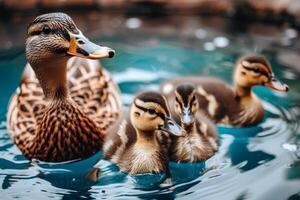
[264, 76, 289, 92]
[160, 116, 186, 137]
[67, 32, 115, 59]
[181, 107, 194, 126]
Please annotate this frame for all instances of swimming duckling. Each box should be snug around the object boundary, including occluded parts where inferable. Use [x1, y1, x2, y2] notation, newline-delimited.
[7, 13, 122, 162]
[167, 83, 218, 163]
[161, 54, 289, 127]
[103, 91, 185, 174]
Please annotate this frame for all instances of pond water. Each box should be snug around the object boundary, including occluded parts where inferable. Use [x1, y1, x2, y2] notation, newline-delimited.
[0, 13, 300, 199]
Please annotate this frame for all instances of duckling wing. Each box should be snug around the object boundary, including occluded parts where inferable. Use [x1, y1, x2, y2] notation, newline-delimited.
[7, 64, 46, 156]
[67, 57, 122, 132]
[195, 111, 219, 148]
[103, 118, 136, 162]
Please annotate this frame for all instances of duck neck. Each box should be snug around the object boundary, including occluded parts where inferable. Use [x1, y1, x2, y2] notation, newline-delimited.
[135, 130, 157, 145]
[182, 121, 196, 133]
[234, 84, 252, 99]
[232, 83, 264, 126]
[31, 57, 69, 100]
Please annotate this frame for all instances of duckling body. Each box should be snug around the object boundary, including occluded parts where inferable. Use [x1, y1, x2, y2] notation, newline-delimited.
[7, 13, 121, 162]
[167, 84, 218, 163]
[170, 115, 218, 163]
[104, 120, 169, 174]
[103, 92, 184, 174]
[161, 55, 289, 127]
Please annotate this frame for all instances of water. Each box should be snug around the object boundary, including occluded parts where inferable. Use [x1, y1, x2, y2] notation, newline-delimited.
[0, 14, 300, 199]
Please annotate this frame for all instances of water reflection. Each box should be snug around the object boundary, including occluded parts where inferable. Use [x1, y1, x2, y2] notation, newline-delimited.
[219, 124, 275, 172]
[126, 18, 142, 29]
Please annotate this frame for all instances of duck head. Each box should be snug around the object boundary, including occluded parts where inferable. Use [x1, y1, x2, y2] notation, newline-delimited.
[26, 12, 115, 66]
[25, 12, 115, 99]
[174, 83, 198, 127]
[130, 91, 186, 136]
[234, 54, 289, 93]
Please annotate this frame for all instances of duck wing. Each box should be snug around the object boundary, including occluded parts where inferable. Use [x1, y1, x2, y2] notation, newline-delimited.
[67, 57, 122, 132]
[7, 57, 122, 157]
[7, 63, 46, 156]
[103, 115, 136, 161]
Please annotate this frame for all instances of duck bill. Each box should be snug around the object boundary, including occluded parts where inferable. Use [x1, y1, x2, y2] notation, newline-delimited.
[67, 32, 115, 59]
[159, 116, 186, 136]
[264, 76, 289, 92]
[181, 107, 194, 126]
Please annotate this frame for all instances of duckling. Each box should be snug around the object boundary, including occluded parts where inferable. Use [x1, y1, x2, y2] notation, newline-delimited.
[161, 54, 289, 127]
[167, 83, 218, 163]
[103, 91, 185, 174]
[7, 13, 122, 162]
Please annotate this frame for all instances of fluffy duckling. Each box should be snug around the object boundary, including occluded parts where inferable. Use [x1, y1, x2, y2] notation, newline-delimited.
[103, 92, 185, 174]
[7, 13, 122, 162]
[161, 54, 289, 127]
[167, 84, 218, 163]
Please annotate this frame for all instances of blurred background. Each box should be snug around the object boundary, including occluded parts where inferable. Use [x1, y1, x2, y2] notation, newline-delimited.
[1, 0, 300, 20]
[1, 0, 300, 22]
[1, 0, 300, 51]
[1, 1, 300, 200]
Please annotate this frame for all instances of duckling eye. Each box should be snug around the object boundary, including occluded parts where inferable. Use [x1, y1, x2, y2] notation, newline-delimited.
[42, 26, 52, 35]
[148, 109, 156, 115]
[191, 96, 196, 102]
[253, 67, 260, 73]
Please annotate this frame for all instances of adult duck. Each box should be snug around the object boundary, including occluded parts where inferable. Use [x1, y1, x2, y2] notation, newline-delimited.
[7, 13, 122, 162]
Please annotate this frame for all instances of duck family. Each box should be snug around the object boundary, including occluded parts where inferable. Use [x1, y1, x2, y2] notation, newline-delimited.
[7, 13, 289, 176]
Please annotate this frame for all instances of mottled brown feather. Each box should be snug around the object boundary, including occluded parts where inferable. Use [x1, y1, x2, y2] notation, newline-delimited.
[7, 57, 122, 162]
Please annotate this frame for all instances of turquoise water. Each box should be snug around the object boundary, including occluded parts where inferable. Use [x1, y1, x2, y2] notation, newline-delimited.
[1, 15, 300, 199]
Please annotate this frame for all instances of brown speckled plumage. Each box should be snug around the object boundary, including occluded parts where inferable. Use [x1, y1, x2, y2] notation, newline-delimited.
[8, 58, 121, 162]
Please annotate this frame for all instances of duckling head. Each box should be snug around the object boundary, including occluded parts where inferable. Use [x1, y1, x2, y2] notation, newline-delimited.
[130, 91, 186, 136]
[26, 12, 115, 66]
[174, 83, 198, 127]
[234, 54, 289, 92]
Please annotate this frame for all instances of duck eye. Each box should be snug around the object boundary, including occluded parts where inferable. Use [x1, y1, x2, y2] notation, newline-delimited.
[253, 67, 260, 73]
[42, 26, 51, 34]
[191, 96, 196, 102]
[148, 109, 156, 115]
